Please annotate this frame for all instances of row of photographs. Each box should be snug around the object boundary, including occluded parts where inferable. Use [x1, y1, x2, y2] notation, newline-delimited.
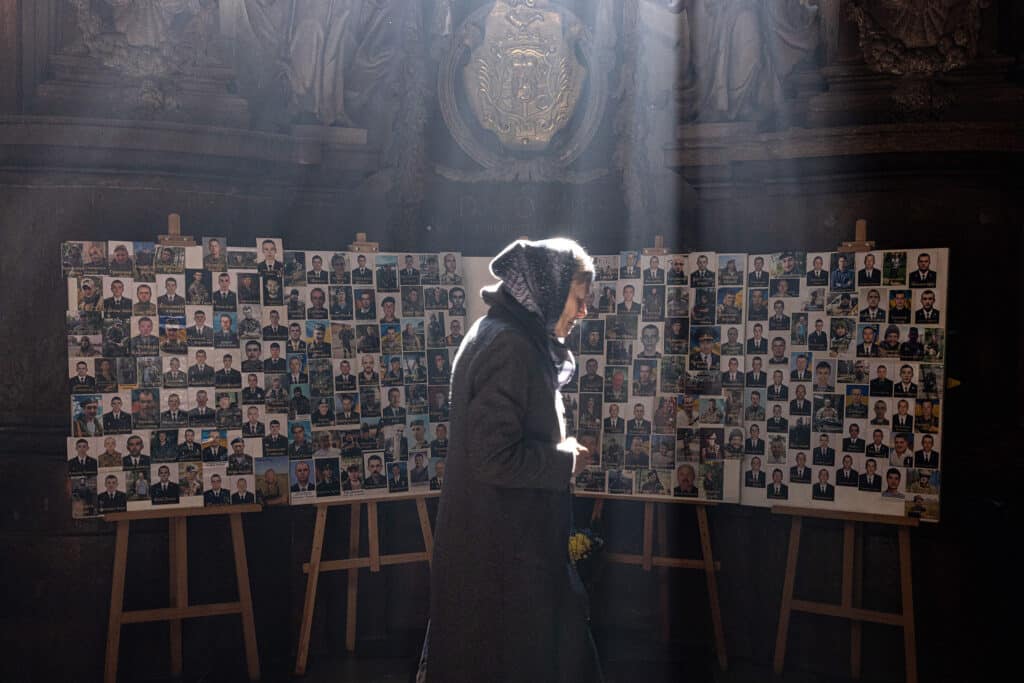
[63, 239, 464, 287]
[67, 415, 451, 516]
[70, 453, 446, 516]
[560, 250, 947, 520]
[68, 278, 468, 325]
[591, 250, 940, 290]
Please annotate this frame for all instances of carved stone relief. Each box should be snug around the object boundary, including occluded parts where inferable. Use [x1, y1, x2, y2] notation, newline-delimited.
[846, 0, 991, 116]
[662, 0, 820, 124]
[436, 0, 609, 183]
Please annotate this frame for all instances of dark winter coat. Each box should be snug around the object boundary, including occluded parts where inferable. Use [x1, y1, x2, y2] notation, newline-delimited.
[427, 286, 600, 683]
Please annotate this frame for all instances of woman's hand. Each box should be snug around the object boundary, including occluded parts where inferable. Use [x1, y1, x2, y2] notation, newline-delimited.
[558, 437, 590, 475]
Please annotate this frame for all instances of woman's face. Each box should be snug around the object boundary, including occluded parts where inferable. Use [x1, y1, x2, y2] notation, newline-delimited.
[554, 280, 591, 338]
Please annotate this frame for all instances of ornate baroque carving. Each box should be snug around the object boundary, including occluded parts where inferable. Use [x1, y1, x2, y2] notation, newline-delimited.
[437, 0, 609, 183]
[847, 0, 990, 77]
[67, 0, 222, 78]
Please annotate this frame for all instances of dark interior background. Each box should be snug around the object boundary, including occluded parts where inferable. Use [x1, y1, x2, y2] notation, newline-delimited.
[0, 1, 1021, 681]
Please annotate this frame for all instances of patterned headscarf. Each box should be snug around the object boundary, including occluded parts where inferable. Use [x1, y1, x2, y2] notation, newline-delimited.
[487, 238, 592, 389]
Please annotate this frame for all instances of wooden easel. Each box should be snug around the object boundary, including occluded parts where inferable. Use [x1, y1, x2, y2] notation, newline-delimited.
[578, 492, 728, 671]
[771, 506, 920, 682]
[104, 504, 262, 683]
[294, 491, 439, 675]
[158, 213, 196, 247]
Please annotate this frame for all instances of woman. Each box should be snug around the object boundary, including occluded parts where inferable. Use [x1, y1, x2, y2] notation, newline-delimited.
[423, 238, 601, 682]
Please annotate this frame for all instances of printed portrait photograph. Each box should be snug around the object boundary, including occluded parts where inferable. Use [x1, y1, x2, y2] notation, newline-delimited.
[607, 468, 634, 495]
[812, 393, 845, 433]
[154, 245, 185, 274]
[284, 250, 307, 287]
[690, 287, 716, 325]
[883, 251, 908, 285]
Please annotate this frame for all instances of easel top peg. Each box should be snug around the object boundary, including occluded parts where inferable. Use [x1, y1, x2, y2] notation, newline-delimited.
[642, 235, 669, 256]
[158, 213, 197, 247]
[348, 232, 379, 253]
[839, 218, 875, 253]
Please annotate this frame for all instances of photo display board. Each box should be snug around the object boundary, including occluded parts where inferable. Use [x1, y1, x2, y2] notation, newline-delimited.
[564, 249, 947, 521]
[63, 239, 463, 517]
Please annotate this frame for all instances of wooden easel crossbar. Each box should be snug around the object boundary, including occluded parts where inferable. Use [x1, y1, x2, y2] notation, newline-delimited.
[771, 506, 920, 682]
[104, 504, 262, 683]
[578, 492, 728, 671]
[294, 491, 438, 675]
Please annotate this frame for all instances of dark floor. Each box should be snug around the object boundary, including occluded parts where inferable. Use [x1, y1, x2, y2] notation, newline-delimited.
[147, 655, 900, 683]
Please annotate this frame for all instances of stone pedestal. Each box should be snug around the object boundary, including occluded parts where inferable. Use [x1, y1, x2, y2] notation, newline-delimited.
[32, 55, 249, 128]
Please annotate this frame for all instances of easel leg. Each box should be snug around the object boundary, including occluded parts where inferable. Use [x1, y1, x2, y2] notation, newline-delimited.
[851, 523, 864, 679]
[898, 526, 917, 683]
[230, 512, 261, 681]
[416, 497, 434, 567]
[641, 502, 654, 571]
[656, 504, 670, 641]
[295, 505, 327, 675]
[696, 505, 727, 671]
[346, 503, 362, 652]
[169, 517, 187, 677]
[104, 520, 130, 683]
[367, 502, 381, 573]
[773, 515, 802, 675]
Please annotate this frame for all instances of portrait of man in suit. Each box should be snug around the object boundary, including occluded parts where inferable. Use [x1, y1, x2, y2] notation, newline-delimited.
[102, 279, 133, 317]
[744, 456, 765, 488]
[915, 289, 940, 323]
[748, 256, 768, 287]
[789, 384, 811, 416]
[807, 318, 828, 351]
[68, 438, 99, 475]
[643, 255, 664, 283]
[769, 300, 790, 331]
[157, 276, 185, 314]
[232, 477, 256, 504]
[747, 289, 768, 320]
[257, 239, 283, 275]
[857, 324, 880, 357]
[160, 392, 188, 427]
[689, 254, 714, 288]
[789, 452, 811, 483]
[97, 474, 127, 513]
[914, 434, 940, 469]
[870, 364, 894, 397]
[744, 424, 764, 456]
[745, 356, 766, 388]
[813, 434, 835, 466]
[812, 469, 835, 501]
[843, 423, 866, 453]
[858, 253, 881, 286]
[806, 255, 827, 287]
[203, 473, 231, 505]
[858, 458, 883, 491]
[836, 455, 858, 487]
[151, 465, 180, 505]
[767, 469, 788, 499]
[909, 253, 936, 287]
[860, 288, 886, 323]
[865, 429, 888, 461]
[627, 403, 651, 435]
[70, 360, 97, 394]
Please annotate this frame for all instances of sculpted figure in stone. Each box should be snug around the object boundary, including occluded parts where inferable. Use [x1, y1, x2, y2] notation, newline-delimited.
[660, 0, 819, 122]
[240, 0, 402, 126]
